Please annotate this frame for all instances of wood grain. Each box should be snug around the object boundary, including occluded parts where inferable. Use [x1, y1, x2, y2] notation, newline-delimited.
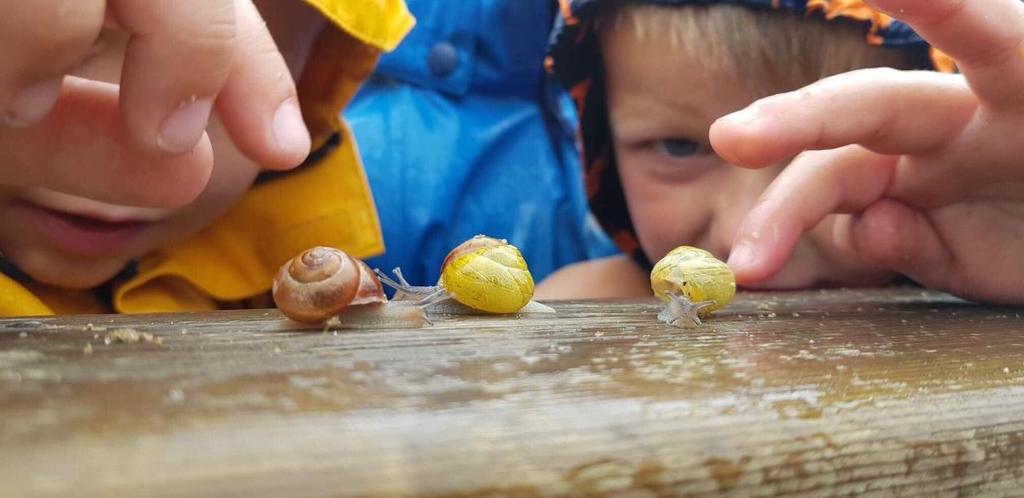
[2, 288, 1024, 497]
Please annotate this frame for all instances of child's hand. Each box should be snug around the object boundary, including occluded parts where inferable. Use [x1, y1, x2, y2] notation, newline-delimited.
[709, 0, 1024, 304]
[0, 0, 310, 208]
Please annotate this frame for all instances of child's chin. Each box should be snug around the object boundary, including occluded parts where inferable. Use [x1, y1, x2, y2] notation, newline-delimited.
[15, 253, 130, 290]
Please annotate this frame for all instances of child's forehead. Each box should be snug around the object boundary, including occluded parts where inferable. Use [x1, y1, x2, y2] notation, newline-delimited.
[560, 0, 944, 107]
[599, 25, 745, 109]
[597, 6, 747, 77]
[549, 0, 945, 78]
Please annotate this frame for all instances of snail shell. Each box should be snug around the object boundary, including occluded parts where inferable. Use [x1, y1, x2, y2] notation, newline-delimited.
[272, 246, 386, 323]
[440, 235, 504, 271]
[350, 259, 388, 306]
[650, 246, 735, 325]
[439, 235, 535, 314]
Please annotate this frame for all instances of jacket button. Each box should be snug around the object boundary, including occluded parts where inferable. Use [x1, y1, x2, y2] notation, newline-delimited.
[428, 42, 459, 78]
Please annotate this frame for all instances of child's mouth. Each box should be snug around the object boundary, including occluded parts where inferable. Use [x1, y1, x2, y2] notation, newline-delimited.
[21, 201, 152, 257]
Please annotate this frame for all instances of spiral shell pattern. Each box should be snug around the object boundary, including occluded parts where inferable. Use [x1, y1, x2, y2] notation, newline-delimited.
[273, 246, 385, 323]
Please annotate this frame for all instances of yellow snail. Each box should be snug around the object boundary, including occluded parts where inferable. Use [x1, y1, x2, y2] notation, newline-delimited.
[650, 246, 735, 327]
[375, 235, 554, 314]
[272, 246, 445, 328]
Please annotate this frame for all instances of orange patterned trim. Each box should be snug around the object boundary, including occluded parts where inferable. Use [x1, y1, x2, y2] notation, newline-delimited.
[611, 229, 640, 256]
[570, 79, 592, 123]
[805, 0, 956, 72]
[930, 48, 957, 73]
[806, 0, 892, 45]
[559, 0, 579, 26]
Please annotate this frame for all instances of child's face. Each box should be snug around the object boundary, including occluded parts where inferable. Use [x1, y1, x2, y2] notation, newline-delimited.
[0, 2, 323, 290]
[600, 20, 896, 289]
[0, 109, 260, 289]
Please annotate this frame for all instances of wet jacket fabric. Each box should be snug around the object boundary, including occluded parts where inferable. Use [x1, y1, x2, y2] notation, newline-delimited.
[344, 0, 618, 288]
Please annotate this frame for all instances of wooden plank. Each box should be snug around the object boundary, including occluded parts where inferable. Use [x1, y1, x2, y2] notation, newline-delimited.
[2, 288, 1024, 497]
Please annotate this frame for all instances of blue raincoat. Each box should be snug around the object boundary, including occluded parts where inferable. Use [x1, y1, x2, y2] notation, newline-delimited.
[344, 0, 617, 287]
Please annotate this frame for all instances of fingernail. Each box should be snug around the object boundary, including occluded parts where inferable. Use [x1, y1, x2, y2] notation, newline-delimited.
[157, 97, 214, 154]
[717, 108, 761, 126]
[727, 243, 756, 270]
[3, 77, 64, 128]
[272, 98, 311, 162]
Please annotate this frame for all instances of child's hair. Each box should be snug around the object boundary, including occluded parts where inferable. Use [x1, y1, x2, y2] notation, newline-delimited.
[598, 2, 934, 97]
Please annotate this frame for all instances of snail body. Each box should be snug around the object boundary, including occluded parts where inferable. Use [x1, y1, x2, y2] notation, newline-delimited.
[650, 246, 735, 327]
[376, 235, 554, 314]
[272, 246, 433, 328]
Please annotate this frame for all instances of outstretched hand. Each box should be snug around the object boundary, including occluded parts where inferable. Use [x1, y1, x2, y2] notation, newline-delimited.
[710, 0, 1024, 304]
[0, 0, 311, 208]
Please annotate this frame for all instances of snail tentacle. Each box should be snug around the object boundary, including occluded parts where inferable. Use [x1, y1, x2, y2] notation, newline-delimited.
[374, 267, 438, 300]
[374, 268, 414, 292]
[391, 267, 412, 288]
[414, 287, 452, 309]
[658, 292, 717, 328]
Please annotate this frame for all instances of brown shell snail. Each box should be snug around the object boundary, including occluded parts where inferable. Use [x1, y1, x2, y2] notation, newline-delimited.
[272, 246, 445, 328]
[374, 235, 555, 314]
[650, 246, 735, 327]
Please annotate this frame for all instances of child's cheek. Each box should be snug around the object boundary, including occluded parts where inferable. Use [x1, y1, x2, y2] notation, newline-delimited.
[620, 168, 716, 262]
[156, 116, 261, 245]
[201, 115, 261, 203]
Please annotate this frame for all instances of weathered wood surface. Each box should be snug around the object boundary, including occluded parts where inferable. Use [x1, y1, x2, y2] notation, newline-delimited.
[2, 288, 1024, 497]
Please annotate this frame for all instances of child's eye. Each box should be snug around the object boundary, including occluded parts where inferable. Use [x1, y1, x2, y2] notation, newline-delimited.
[656, 139, 705, 158]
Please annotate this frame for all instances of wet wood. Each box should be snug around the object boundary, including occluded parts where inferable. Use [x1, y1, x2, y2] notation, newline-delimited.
[2, 288, 1024, 497]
